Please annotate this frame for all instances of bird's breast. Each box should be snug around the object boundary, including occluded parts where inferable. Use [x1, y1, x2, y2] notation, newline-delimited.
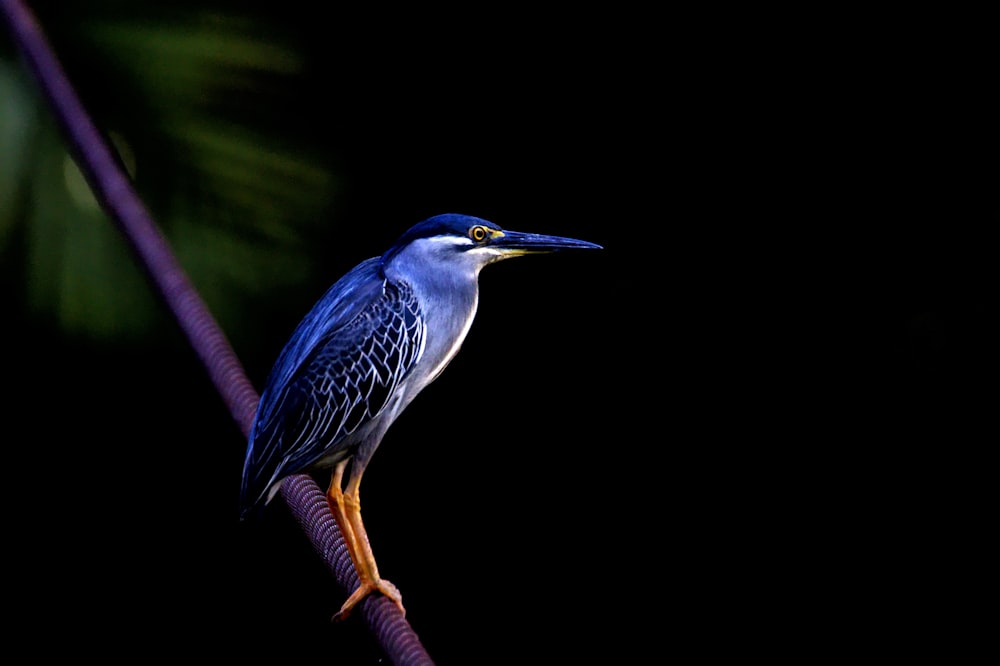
[408, 279, 480, 388]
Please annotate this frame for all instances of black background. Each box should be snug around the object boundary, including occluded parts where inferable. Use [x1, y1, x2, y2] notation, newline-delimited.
[3, 4, 993, 663]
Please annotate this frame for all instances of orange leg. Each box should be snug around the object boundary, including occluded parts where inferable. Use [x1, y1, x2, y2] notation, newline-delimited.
[326, 460, 405, 621]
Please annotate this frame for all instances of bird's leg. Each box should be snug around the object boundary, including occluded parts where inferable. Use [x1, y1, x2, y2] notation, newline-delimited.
[326, 462, 405, 621]
[326, 460, 371, 580]
[344, 470, 404, 613]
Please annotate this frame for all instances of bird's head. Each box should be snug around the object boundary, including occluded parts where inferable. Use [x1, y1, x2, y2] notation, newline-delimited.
[381, 214, 602, 276]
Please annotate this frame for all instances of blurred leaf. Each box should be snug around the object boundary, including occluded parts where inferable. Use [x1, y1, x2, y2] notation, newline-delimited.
[0, 61, 37, 246]
[25, 125, 161, 338]
[3, 8, 339, 341]
[83, 13, 305, 90]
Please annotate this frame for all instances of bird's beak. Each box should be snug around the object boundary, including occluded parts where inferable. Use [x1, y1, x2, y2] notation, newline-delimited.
[490, 229, 603, 255]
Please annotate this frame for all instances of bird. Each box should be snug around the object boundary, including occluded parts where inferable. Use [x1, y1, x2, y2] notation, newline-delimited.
[240, 213, 602, 620]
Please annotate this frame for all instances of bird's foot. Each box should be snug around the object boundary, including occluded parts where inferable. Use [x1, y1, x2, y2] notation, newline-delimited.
[332, 577, 405, 622]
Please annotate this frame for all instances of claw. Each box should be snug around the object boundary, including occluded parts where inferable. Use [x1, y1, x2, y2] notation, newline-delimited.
[331, 578, 405, 622]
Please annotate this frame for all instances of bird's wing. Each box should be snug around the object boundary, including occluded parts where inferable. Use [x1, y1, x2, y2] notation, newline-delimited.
[258, 258, 386, 404]
[240, 273, 424, 516]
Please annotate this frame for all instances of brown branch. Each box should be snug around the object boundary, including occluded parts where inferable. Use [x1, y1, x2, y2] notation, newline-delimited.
[0, 2, 432, 663]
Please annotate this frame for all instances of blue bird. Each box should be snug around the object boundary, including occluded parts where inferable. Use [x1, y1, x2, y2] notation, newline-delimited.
[240, 213, 601, 620]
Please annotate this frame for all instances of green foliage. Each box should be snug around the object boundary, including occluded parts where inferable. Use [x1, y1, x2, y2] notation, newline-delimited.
[1, 8, 338, 342]
[0, 61, 34, 246]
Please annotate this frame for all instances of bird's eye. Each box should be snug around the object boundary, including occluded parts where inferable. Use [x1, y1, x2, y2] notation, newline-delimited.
[470, 226, 489, 242]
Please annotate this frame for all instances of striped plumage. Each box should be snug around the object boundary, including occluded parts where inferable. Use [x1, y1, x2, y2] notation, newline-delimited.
[240, 275, 424, 515]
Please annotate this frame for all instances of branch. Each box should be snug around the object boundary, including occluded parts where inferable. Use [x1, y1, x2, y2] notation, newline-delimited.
[0, 2, 432, 663]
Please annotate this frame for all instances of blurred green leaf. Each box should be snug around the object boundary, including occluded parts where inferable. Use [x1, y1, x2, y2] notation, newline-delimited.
[2, 9, 339, 342]
[25, 125, 161, 339]
[0, 61, 37, 246]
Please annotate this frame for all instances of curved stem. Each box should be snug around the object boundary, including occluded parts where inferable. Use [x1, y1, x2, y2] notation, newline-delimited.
[1, 2, 433, 664]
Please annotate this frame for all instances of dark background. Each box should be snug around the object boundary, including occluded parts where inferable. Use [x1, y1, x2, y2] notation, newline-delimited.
[2, 3, 993, 662]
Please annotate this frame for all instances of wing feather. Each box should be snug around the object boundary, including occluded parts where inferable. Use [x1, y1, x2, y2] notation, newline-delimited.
[240, 275, 423, 516]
